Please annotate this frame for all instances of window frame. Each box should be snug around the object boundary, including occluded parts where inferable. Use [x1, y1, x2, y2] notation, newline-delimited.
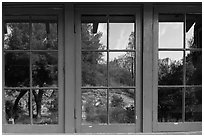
[2, 6, 65, 133]
[74, 5, 142, 133]
[2, 2, 202, 134]
[152, 4, 202, 132]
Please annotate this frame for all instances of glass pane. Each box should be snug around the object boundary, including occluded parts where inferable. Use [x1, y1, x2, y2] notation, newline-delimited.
[31, 23, 58, 50]
[158, 87, 183, 122]
[82, 51, 107, 87]
[109, 21, 135, 50]
[5, 52, 30, 87]
[158, 51, 183, 85]
[186, 51, 202, 85]
[32, 89, 58, 124]
[32, 52, 58, 87]
[5, 89, 30, 124]
[4, 23, 29, 50]
[109, 52, 135, 86]
[109, 89, 135, 124]
[81, 16, 107, 50]
[186, 14, 202, 49]
[159, 14, 184, 49]
[82, 89, 107, 124]
[185, 87, 202, 122]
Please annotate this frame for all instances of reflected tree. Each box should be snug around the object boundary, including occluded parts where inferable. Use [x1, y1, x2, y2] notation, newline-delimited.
[158, 36, 202, 122]
[82, 25, 135, 123]
[5, 23, 58, 123]
[82, 23, 107, 86]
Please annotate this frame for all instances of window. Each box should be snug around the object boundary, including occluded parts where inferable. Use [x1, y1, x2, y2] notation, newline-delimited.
[3, 7, 64, 133]
[81, 15, 136, 124]
[2, 3, 201, 134]
[4, 16, 59, 125]
[75, 7, 142, 133]
[158, 14, 202, 122]
[153, 5, 202, 132]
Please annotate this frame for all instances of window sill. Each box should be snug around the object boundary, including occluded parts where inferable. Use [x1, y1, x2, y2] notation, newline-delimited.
[72, 131, 202, 135]
[3, 131, 202, 135]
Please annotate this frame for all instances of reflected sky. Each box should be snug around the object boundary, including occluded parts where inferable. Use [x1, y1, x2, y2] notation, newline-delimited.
[109, 23, 134, 49]
[159, 51, 183, 62]
[98, 23, 134, 50]
[159, 22, 184, 61]
[159, 22, 183, 49]
[97, 23, 107, 49]
[98, 23, 134, 60]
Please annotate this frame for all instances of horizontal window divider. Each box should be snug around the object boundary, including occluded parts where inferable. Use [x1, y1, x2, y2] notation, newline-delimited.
[82, 123, 136, 126]
[158, 121, 202, 124]
[32, 64, 57, 67]
[4, 65, 29, 67]
[4, 87, 58, 90]
[5, 20, 58, 23]
[81, 49, 136, 52]
[81, 87, 107, 89]
[4, 50, 58, 52]
[158, 85, 202, 88]
[81, 86, 136, 89]
[4, 13, 61, 17]
[185, 48, 202, 51]
[158, 48, 185, 51]
[158, 48, 202, 51]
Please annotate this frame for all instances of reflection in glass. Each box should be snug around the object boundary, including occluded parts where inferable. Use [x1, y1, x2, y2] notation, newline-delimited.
[186, 51, 202, 85]
[82, 51, 107, 86]
[5, 52, 30, 87]
[109, 89, 135, 124]
[109, 52, 135, 86]
[31, 23, 58, 50]
[186, 14, 202, 49]
[81, 23, 107, 50]
[5, 89, 30, 124]
[159, 22, 183, 48]
[158, 87, 183, 122]
[159, 14, 184, 49]
[32, 52, 58, 87]
[82, 89, 107, 124]
[185, 87, 202, 122]
[4, 23, 30, 50]
[158, 51, 183, 85]
[109, 23, 134, 50]
[33, 89, 58, 124]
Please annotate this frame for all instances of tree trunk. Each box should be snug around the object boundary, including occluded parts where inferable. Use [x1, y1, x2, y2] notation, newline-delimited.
[36, 89, 44, 119]
[13, 90, 27, 118]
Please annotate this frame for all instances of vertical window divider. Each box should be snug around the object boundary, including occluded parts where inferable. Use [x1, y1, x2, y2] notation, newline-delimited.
[29, 16, 33, 124]
[182, 13, 187, 122]
[134, 16, 137, 122]
[106, 15, 110, 124]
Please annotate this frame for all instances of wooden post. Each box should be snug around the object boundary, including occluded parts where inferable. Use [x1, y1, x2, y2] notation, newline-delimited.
[64, 3, 75, 133]
[143, 3, 153, 133]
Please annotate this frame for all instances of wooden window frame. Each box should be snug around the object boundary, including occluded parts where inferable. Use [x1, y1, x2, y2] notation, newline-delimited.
[152, 4, 202, 132]
[2, 2, 202, 134]
[2, 6, 65, 133]
[74, 5, 142, 133]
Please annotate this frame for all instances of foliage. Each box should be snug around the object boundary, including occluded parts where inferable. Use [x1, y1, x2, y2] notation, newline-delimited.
[4, 22, 58, 124]
[4, 21, 201, 124]
[82, 89, 135, 124]
[158, 58, 183, 85]
[81, 23, 107, 86]
[158, 44, 202, 122]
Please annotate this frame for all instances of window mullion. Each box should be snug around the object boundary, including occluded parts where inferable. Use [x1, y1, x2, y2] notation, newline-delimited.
[29, 16, 33, 124]
[182, 13, 187, 122]
[107, 15, 110, 124]
[134, 18, 137, 123]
